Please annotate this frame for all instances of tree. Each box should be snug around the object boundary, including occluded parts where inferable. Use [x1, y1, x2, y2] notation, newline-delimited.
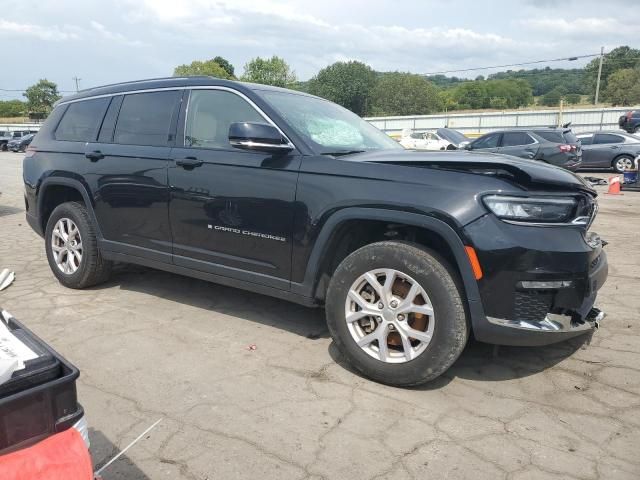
[307, 61, 376, 116]
[213, 56, 235, 77]
[23, 79, 60, 116]
[585, 46, 640, 95]
[241, 56, 296, 88]
[540, 87, 563, 107]
[0, 100, 27, 117]
[449, 78, 532, 110]
[173, 59, 234, 79]
[603, 68, 640, 106]
[565, 93, 582, 105]
[369, 73, 442, 116]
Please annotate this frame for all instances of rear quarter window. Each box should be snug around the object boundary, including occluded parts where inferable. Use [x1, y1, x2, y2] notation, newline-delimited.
[54, 97, 110, 142]
[113, 91, 180, 147]
[534, 131, 564, 143]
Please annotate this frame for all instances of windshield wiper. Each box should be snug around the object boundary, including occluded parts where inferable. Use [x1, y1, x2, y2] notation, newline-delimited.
[321, 150, 367, 157]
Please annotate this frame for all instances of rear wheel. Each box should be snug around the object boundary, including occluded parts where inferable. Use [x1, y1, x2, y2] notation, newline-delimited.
[613, 155, 634, 173]
[325, 241, 469, 386]
[45, 202, 112, 288]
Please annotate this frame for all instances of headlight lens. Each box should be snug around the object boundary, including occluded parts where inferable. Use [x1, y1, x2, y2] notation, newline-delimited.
[483, 195, 577, 223]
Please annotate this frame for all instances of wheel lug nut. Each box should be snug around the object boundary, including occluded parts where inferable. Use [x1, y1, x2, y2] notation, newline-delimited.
[390, 300, 398, 308]
[378, 302, 384, 309]
[397, 314, 405, 321]
[388, 324, 395, 330]
[376, 316, 383, 322]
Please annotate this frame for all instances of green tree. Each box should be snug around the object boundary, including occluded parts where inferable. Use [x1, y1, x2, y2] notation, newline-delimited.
[449, 78, 531, 110]
[540, 87, 563, 107]
[213, 56, 235, 77]
[585, 46, 640, 95]
[307, 61, 376, 116]
[0, 100, 27, 117]
[369, 73, 442, 116]
[603, 68, 640, 106]
[173, 59, 234, 79]
[23, 79, 60, 116]
[565, 93, 582, 105]
[241, 56, 297, 88]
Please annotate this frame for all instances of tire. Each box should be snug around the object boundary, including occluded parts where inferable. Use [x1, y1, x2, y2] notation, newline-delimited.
[325, 241, 469, 387]
[44, 201, 112, 288]
[612, 155, 635, 173]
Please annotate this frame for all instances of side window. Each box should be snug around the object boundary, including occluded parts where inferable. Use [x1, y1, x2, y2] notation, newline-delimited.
[55, 97, 110, 142]
[594, 133, 624, 144]
[185, 90, 264, 149]
[577, 135, 593, 145]
[501, 132, 535, 147]
[410, 132, 422, 139]
[114, 91, 180, 147]
[472, 133, 500, 149]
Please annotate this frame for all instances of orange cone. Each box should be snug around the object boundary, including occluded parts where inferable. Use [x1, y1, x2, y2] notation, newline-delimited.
[606, 175, 623, 195]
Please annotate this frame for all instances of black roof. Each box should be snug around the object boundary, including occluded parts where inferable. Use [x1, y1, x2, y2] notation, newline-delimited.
[56, 76, 314, 105]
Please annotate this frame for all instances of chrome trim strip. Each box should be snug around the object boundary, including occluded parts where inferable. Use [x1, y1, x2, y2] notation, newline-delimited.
[229, 139, 293, 150]
[487, 313, 598, 333]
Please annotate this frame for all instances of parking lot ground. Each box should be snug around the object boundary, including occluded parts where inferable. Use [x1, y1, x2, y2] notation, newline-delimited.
[1, 151, 639, 479]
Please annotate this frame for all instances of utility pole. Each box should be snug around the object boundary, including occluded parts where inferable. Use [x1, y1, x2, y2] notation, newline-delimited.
[72, 77, 81, 92]
[594, 46, 604, 105]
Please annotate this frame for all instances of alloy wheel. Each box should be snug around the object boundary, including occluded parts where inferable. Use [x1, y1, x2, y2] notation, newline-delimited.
[345, 268, 435, 363]
[51, 218, 83, 274]
[615, 157, 634, 172]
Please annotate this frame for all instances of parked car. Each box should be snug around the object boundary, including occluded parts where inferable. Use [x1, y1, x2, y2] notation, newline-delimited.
[7, 133, 35, 152]
[23, 77, 607, 386]
[466, 128, 582, 171]
[399, 128, 469, 150]
[0, 130, 38, 151]
[575, 131, 640, 172]
[618, 110, 640, 133]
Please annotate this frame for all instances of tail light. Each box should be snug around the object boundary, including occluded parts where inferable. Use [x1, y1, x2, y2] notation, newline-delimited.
[24, 146, 37, 158]
[558, 144, 576, 153]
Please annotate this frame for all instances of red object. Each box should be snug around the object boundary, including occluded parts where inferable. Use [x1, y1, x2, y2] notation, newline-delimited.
[558, 144, 576, 153]
[0, 428, 93, 480]
[606, 176, 623, 195]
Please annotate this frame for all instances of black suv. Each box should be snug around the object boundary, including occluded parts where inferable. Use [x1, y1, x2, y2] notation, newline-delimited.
[619, 110, 640, 134]
[23, 77, 608, 386]
[466, 128, 582, 171]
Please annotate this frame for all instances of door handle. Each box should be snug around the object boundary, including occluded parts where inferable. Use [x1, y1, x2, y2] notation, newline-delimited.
[175, 157, 203, 169]
[85, 150, 104, 161]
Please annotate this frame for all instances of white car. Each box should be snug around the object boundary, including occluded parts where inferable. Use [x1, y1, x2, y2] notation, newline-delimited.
[399, 128, 469, 151]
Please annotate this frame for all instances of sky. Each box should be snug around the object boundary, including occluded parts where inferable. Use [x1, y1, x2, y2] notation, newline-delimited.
[0, 0, 637, 100]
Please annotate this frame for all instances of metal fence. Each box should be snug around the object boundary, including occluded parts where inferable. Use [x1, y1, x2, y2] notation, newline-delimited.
[0, 122, 42, 132]
[365, 106, 637, 137]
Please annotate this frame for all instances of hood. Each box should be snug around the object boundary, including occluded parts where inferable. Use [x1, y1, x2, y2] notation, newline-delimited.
[348, 149, 596, 194]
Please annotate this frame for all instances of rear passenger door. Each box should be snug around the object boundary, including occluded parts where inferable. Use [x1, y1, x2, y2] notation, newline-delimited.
[168, 88, 300, 289]
[468, 133, 501, 153]
[87, 90, 182, 261]
[498, 131, 539, 159]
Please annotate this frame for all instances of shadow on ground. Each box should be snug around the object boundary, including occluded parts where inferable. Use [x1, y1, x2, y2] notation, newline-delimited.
[0, 205, 22, 218]
[100, 264, 591, 388]
[90, 429, 151, 480]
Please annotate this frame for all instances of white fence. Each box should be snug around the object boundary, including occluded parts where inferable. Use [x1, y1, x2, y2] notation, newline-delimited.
[366, 106, 637, 136]
[0, 122, 42, 132]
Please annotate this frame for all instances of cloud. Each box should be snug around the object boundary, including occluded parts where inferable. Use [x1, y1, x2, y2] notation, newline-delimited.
[0, 19, 80, 41]
[523, 17, 621, 35]
[89, 20, 147, 46]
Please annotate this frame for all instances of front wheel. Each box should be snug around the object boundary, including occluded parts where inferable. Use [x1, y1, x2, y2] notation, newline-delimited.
[325, 241, 469, 387]
[613, 155, 634, 173]
[45, 201, 112, 288]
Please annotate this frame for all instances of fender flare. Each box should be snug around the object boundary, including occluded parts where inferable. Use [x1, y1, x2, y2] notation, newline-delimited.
[37, 177, 103, 238]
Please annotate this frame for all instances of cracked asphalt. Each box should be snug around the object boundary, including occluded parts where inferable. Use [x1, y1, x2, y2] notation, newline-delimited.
[1, 151, 639, 479]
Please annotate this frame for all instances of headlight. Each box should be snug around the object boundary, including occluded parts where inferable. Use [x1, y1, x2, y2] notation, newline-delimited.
[483, 195, 577, 223]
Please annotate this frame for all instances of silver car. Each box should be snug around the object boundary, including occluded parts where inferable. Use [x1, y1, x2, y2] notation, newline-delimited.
[576, 131, 640, 172]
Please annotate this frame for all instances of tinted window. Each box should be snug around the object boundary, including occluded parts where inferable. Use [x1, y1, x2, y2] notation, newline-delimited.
[472, 133, 500, 149]
[437, 128, 467, 144]
[114, 91, 180, 146]
[410, 132, 422, 139]
[534, 131, 564, 143]
[55, 98, 109, 142]
[594, 133, 624, 144]
[502, 132, 535, 147]
[185, 90, 264, 149]
[577, 135, 593, 145]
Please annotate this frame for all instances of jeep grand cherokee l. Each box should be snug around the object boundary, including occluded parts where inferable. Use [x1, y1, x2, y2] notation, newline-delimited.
[22, 77, 608, 386]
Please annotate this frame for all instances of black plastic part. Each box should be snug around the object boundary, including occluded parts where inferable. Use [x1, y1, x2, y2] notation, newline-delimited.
[0, 314, 82, 454]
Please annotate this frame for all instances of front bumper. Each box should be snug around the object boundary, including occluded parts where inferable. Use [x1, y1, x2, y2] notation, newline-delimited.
[464, 214, 608, 346]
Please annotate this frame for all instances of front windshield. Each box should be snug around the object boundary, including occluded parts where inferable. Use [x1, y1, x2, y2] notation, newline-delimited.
[437, 128, 468, 144]
[258, 90, 402, 154]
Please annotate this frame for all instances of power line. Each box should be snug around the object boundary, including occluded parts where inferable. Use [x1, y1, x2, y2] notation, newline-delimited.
[421, 53, 601, 76]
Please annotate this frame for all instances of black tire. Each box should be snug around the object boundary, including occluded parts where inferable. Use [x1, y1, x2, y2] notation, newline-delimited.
[44, 201, 112, 288]
[325, 241, 469, 387]
[612, 154, 635, 173]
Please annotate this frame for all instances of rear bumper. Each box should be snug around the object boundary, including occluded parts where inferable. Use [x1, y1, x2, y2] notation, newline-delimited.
[464, 215, 608, 346]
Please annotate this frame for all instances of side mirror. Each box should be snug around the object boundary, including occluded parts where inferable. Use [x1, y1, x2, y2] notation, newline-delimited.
[229, 122, 293, 153]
